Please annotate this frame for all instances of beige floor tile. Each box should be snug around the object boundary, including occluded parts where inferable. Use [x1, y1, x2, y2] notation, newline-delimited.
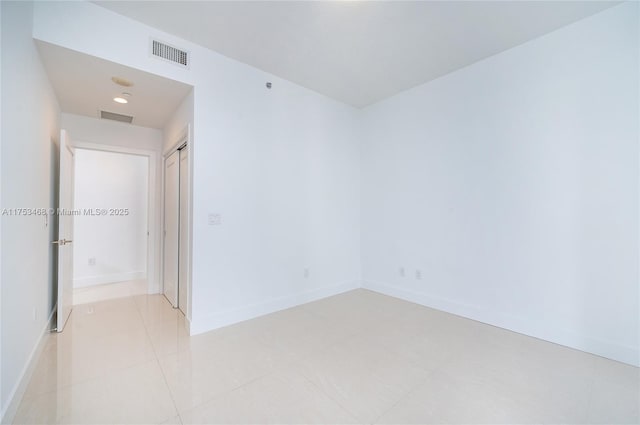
[441, 333, 595, 423]
[214, 305, 360, 361]
[356, 307, 464, 372]
[14, 361, 177, 425]
[180, 369, 358, 424]
[12, 289, 635, 425]
[296, 334, 432, 423]
[12, 390, 62, 424]
[98, 361, 178, 424]
[593, 355, 640, 388]
[159, 416, 183, 425]
[376, 369, 540, 424]
[134, 294, 181, 325]
[158, 334, 287, 411]
[24, 324, 156, 396]
[61, 298, 146, 339]
[587, 357, 640, 424]
[144, 313, 193, 357]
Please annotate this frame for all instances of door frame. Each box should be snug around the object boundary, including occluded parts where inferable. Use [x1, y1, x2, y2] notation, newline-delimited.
[72, 141, 159, 294]
[162, 125, 191, 321]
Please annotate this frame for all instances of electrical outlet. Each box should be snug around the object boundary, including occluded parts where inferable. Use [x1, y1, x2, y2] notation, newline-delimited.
[88, 257, 96, 266]
[208, 213, 221, 225]
[415, 269, 422, 280]
[399, 267, 405, 277]
[304, 268, 310, 279]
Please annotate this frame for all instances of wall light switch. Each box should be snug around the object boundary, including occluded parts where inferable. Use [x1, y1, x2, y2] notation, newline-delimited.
[88, 257, 96, 266]
[208, 213, 221, 225]
[415, 270, 422, 280]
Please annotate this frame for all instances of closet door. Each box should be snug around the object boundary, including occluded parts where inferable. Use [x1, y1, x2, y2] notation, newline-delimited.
[163, 151, 180, 307]
[178, 147, 189, 314]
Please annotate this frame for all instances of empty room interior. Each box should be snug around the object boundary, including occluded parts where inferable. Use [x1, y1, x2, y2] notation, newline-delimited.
[0, 1, 638, 424]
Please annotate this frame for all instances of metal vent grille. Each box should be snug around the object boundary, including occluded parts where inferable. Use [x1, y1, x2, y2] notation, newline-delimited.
[151, 39, 189, 67]
[100, 110, 134, 124]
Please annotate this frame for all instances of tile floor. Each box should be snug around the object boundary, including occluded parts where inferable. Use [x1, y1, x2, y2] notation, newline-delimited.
[10, 289, 640, 424]
[72, 279, 148, 306]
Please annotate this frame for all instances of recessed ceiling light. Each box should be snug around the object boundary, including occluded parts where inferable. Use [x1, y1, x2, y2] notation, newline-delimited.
[113, 97, 128, 104]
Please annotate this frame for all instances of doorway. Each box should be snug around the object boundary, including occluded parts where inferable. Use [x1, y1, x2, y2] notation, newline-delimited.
[71, 145, 156, 305]
[163, 131, 190, 315]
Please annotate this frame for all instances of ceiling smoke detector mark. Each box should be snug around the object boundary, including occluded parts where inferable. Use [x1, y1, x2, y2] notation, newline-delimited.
[111, 76, 134, 87]
[150, 39, 189, 68]
[100, 110, 134, 124]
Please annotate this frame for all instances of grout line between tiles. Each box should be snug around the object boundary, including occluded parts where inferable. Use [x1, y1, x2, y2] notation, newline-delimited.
[368, 367, 438, 424]
[296, 370, 365, 424]
[135, 294, 183, 425]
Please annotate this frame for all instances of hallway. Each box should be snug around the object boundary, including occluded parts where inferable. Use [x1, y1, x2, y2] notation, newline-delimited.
[11, 290, 639, 424]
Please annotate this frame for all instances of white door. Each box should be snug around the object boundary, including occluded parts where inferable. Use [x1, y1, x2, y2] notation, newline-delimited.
[163, 151, 180, 307]
[178, 147, 189, 314]
[56, 129, 75, 332]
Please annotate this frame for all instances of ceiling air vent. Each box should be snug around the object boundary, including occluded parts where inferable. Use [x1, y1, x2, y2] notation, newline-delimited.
[151, 39, 189, 68]
[100, 110, 134, 124]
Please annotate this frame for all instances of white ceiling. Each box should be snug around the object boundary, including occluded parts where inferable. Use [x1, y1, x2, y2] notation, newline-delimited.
[94, 1, 619, 108]
[36, 41, 193, 129]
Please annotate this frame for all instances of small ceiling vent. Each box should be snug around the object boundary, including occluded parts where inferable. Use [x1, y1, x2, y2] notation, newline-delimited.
[151, 39, 189, 68]
[100, 110, 134, 124]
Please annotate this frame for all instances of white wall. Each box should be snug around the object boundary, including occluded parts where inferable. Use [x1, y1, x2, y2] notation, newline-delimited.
[61, 113, 164, 152]
[191, 77, 361, 332]
[164, 89, 193, 153]
[0, 1, 60, 418]
[34, 2, 362, 334]
[361, 2, 639, 366]
[73, 149, 149, 287]
[61, 113, 164, 293]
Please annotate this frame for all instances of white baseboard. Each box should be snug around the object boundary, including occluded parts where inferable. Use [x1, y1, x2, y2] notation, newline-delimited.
[73, 271, 146, 288]
[184, 313, 193, 335]
[146, 281, 161, 295]
[0, 308, 56, 424]
[363, 280, 639, 367]
[189, 280, 361, 335]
